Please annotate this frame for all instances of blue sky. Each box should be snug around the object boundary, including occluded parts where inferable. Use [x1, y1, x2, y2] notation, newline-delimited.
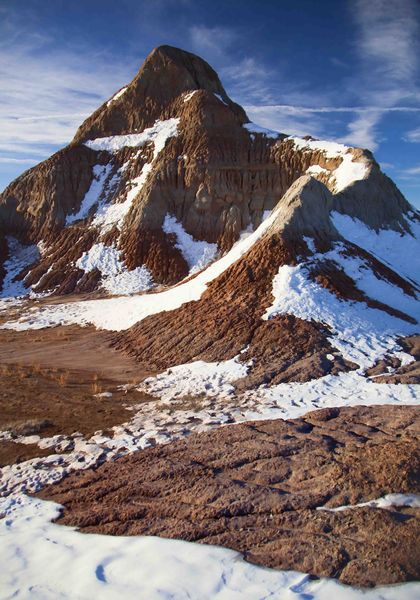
[1, 0, 420, 207]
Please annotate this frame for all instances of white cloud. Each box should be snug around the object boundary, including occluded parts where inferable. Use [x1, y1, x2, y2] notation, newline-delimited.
[0, 27, 136, 162]
[0, 157, 38, 165]
[339, 110, 382, 150]
[405, 127, 420, 143]
[189, 25, 237, 60]
[341, 0, 420, 148]
[400, 165, 420, 176]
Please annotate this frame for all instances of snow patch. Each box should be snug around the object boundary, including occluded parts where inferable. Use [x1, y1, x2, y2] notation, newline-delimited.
[332, 153, 368, 192]
[93, 163, 152, 232]
[0, 237, 40, 298]
[84, 118, 180, 158]
[213, 92, 228, 105]
[162, 214, 218, 274]
[306, 164, 328, 176]
[76, 243, 153, 296]
[86, 119, 179, 233]
[141, 356, 249, 400]
[318, 493, 420, 513]
[183, 90, 198, 102]
[66, 164, 113, 225]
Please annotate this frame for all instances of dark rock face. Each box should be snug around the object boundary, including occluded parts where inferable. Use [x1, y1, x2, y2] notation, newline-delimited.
[0, 45, 415, 295]
[40, 405, 420, 587]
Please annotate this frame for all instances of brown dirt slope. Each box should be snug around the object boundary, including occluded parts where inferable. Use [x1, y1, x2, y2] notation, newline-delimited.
[40, 404, 420, 588]
[112, 228, 352, 382]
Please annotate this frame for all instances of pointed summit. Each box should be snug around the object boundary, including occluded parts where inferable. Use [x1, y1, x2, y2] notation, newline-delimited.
[73, 45, 246, 143]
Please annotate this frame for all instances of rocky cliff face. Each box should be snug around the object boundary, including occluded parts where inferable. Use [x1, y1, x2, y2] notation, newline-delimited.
[0, 45, 417, 299]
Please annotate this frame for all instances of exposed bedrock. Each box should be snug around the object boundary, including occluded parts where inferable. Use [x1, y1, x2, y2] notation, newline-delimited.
[40, 405, 420, 588]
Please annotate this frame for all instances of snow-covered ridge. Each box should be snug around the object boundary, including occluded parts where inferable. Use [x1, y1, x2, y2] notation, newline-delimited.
[84, 118, 180, 156]
[288, 136, 351, 157]
[288, 135, 369, 192]
[162, 214, 218, 274]
[243, 122, 369, 192]
[106, 86, 128, 107]
[243, 121, 280, 138]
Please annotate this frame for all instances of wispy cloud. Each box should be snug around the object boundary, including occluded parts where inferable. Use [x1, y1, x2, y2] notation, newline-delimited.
[244, 104, 420, 147]
[340, 0, 420, 148]
[405, 127, 420, 143]
[399, 165, 420, 176]
[0, 157, 38, 165]
[340, 111, 382, 150]
[221, 58, 276, 104]
[188, 25, 275, 104]
[189, 25, 237, 60]
[0, 16, 135, 163]
[353, 0, 418, 84]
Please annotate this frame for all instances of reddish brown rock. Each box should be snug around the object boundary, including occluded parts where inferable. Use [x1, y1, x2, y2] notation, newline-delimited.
[40, 405, 420, 587]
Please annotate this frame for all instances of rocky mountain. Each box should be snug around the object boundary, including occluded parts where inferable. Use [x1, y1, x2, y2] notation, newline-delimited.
[1, 46, 420, 599]
[0, 45, 419, 386]
[0, 45, 416, 295]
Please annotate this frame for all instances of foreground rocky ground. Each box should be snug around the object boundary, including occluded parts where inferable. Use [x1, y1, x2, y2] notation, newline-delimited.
[40, 404, 420, 588]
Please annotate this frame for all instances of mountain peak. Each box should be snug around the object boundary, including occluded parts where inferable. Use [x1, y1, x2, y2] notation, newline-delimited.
[72, 45, 242, 144]
[267, 175, 339, 241]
